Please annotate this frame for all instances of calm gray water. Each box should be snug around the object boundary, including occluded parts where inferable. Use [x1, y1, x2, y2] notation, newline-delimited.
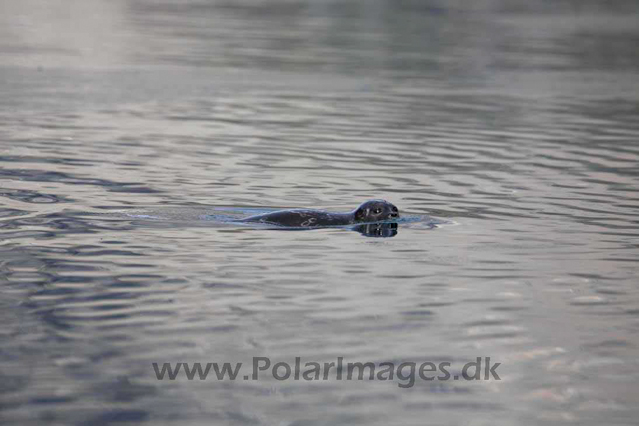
[1, 1, 639, 425]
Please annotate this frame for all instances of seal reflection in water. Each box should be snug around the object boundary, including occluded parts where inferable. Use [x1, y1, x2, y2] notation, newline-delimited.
[239, 200, 399, 228]
[354, 222, 398, 238]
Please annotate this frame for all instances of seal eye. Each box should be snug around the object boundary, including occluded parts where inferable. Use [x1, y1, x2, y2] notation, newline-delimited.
[373, 208, 382, 214]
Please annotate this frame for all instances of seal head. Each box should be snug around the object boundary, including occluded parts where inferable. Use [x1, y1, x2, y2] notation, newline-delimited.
[353, 200, 399, 223]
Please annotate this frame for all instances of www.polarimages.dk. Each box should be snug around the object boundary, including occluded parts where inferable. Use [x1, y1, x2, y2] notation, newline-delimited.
[153, 357, 501, 388]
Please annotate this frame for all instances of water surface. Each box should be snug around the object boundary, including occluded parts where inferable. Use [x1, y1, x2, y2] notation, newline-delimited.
[1, 1, 639, 425]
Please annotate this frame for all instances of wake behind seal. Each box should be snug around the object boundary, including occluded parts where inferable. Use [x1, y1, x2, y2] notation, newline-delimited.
[237, 200, 399, 228]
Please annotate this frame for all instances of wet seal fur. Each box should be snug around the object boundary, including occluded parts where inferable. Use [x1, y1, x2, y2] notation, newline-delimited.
[238, 200, 399, 228]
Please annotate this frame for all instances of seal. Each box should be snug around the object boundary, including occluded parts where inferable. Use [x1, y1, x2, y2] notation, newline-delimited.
[238, 199, 399, 228]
